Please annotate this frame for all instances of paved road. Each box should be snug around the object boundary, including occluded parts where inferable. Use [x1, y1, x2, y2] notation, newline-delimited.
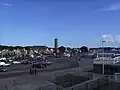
[0, 57, 80, 78]
[0, 57, 94, 79]
[0, 57, 94, 90]
[0, 66, 94, 90]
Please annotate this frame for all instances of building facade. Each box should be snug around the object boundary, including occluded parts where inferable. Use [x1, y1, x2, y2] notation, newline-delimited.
[93, 53, 120, 75]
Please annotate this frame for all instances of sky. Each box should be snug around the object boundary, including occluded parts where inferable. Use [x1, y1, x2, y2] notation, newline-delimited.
[0, 0, 120, 48]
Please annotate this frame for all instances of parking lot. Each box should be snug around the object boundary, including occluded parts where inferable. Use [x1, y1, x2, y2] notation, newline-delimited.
[0, 55, 95, 90]
[0, 57, 81, 78]
[0, 58, 94, 89]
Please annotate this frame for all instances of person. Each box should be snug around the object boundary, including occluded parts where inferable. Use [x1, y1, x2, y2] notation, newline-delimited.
[76, 57, 77, 61]
[39, 87, 41, 90]
[34, 68, 37, 75]
[5, 86, 8, 89]
[29, 69, 32, 75]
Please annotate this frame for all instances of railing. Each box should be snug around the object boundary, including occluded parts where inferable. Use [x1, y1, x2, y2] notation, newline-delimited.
[33, 75, 120, 90]
[62, 76, 109, 90]
[34, 84, 58, 90]
[33, 76, 109, 90]
[114, 73, 120, 82]
[33, 67, 93, 90]
[0, 75, 115, 90]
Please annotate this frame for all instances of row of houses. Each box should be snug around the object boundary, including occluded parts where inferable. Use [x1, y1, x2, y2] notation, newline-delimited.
[0, 46, 57, 58]
[0, 46, 84, 59]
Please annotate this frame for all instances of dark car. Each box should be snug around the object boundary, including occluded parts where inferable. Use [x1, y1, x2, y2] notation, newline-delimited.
[0, 68, 8, 72]
[32, 63, 46, 68]
[21, 60, 30, 64]
[21, 59, 35, 64]
[40, 60, 52, 66]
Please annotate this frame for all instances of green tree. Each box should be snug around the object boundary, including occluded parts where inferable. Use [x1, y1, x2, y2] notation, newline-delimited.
[80, 46, 88, 53]
[58, 46, 66, 53]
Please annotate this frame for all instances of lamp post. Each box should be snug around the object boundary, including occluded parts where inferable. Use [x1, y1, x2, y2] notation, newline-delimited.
[102, 40, 106, 75]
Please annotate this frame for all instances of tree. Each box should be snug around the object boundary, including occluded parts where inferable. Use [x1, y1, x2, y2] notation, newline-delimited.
[80, 46, 88, 53]
[15, 46, 23, 50]
[58, 46, 66, 53]
[24, 47, 30, 51]
[66, 47, 71, 51]
[70, 49, 75, 55]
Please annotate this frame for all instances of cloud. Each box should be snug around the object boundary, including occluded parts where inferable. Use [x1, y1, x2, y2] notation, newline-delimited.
[115, 35, 120, 42]
[3, 2, 12, 7]
[102, 35, 114, 42]
[102, 35, 120, 43]
[101, 3, 120, 11]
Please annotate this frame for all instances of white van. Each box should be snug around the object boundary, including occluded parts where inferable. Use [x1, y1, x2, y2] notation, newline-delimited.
[0, 62, 10, 67]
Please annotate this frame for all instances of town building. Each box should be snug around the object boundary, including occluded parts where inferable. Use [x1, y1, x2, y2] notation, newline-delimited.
[93, 53, 120, 75]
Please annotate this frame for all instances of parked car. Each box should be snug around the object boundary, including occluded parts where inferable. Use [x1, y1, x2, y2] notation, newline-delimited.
[0, 62, 11, 67]
[0, 58, 7, 60]
[9, 59, 13, 62]
[41, 60, 52, 65]
[21, 60, 30, 64]
[0, 68, 8, 72]
[13, 61, 21, 64]
[32, 63, 46, 68]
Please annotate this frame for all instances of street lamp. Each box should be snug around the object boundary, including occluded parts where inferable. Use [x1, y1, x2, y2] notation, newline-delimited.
[102, 40, 106, 75]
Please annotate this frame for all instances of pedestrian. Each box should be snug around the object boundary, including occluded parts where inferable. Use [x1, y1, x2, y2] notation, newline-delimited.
[39, 87, 41, 90]
[76, 57, 77, 61]
[29, 69, 32, 75]
[5, 86, 8, 90]
[34, 68, 37, 75]
[83, 55, 84, 58]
